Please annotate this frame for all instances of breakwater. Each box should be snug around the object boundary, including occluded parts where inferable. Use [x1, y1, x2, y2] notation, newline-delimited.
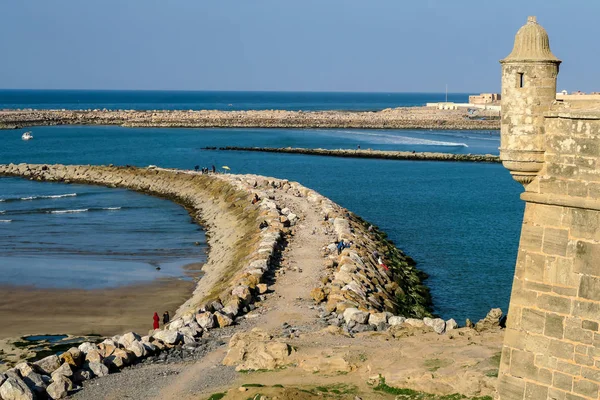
[0, 107, 500, 130]
[210, 146, 501, 163]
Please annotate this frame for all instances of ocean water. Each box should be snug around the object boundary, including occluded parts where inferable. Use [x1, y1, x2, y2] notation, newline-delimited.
[0, 90, 469, 111]
[0, 176, 207, 289]
[0, 125, 522, 323]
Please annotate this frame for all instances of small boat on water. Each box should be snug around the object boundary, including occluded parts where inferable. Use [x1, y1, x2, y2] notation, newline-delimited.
[22, 131, 33, 141]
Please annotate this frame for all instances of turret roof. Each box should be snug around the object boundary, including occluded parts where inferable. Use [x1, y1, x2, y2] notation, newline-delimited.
[502, 16, 560, 63]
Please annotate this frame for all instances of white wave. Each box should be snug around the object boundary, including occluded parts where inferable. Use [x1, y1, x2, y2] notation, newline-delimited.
[0, 219, 12, 223]
[21, 193, 77, 201]
[0, 210, 4, 214]
[48, 209, 89, 214]
[103, 207, 122, 211]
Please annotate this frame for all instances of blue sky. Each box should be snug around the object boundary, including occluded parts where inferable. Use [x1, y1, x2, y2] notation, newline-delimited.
[0, 0, 598, 92]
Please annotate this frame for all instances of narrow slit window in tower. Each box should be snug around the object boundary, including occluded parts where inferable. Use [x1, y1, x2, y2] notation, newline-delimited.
[518, 73, 524, 88]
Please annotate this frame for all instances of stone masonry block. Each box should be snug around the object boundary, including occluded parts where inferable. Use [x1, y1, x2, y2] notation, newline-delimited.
[573, 300, 600, 321]
[524, 252, 546, 282]
[574, 353, 595, 367]
[522, 308, 546, 335]
[498, 374, 526, 400]
[510, 349, 538, 380]
[573, 378, 599, 399]
[548, 339, 574, 360]
[548, 388, 566, 400]
[543, 228, 570, 257]
[582, 367, 600, 383]
[537, 294, 572, 315]
[556, 360, 581, 376]
[521, 224, 544, 252]
[564, 319, 593, 345]
[582, 320, 599, 331]
[553, 372, 573, 392]
[525, 382, 549, 400]
[579, 275, 600, 301]
[574, 241, 600, 277]
[547, 257, 578, 288]
[545, 313, 565, 339]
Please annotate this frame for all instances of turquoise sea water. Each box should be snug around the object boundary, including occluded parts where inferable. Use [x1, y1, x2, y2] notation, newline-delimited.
[0, 123, 523, 323]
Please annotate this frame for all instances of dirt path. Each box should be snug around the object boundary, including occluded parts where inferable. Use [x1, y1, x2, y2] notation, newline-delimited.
[257, 190, 333, 332]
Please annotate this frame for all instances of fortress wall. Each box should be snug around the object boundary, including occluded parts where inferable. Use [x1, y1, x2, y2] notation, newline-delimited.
[499, 113, 600, 400]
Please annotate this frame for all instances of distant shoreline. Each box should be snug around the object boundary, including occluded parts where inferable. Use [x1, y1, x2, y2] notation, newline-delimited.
[0, 107, 500, 130]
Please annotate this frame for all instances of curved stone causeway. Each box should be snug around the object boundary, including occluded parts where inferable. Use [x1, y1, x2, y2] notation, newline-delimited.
[0, 163, 433, 399]
[209, 146, 501, 163]
[0, 107, 500, 130]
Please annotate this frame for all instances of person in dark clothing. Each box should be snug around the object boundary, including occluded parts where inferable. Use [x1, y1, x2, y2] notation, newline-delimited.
[162, 311, 170, 325]
[337, 240, 345, 255]
[212, 165, 216, 173]
[194, 165, 199, 171]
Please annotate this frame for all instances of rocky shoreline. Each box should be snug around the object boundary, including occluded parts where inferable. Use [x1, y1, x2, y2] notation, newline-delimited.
[0, 163, 442, 399]
[0, 107, 500, 130]
[210, 146, 501, 163]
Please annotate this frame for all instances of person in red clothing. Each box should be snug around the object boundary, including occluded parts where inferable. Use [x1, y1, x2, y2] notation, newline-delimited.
[153, 312, 160, 330]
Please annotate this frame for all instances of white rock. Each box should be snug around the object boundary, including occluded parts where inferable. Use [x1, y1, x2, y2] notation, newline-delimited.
[34, 355, 61, 375]
[126, 340, 147, 358]
[343, 308, 369, 325]
[46, 375, 71, 399]
[446, 318, 458, 331]
[424, 318, 446, 334]
[368, 312, 388, 326]
[388, 316, 406, 326]
[153, 329, 181, 345]
[404, 318, 425, 327]
[168, 318, 185, 331]
[51, 363, 73, 381]
[118, 332, 141, 348]
[196, 312, 215, 329]
[287, 213, 298, 225]
[78, 342, 97, 354]
[87, 362, 109, 378]
[281, 207, 290, 215]
[0, 376, 34, 400]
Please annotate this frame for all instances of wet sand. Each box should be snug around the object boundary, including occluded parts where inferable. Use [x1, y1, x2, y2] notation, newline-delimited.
[0, 263, 204, 339]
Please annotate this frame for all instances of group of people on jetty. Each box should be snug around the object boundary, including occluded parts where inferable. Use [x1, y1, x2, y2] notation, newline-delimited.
[152, 311, 170, 329]
[194, 165, 216, 174]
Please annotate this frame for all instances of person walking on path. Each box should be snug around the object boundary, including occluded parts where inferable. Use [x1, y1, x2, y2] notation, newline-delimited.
[153, 312, 160, 330]
[162, 311, 170, 326]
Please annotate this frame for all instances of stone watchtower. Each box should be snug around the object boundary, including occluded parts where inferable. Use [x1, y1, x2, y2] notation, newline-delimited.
[500, 16, 561, 185]
[499, 16, 600, 400]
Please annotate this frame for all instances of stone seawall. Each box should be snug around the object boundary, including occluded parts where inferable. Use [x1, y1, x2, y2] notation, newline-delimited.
[211, 146, 501, 163]
[0, 107, 500, 130]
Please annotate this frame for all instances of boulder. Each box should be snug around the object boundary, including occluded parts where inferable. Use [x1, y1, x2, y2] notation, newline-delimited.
[13, 363, 35, 378]
[215, 312, 234, 327]
[21, 371, 47, 397]
[0, 376, 34, 400]
[87, 361, 109, 378]
[222, 328, 292, 371]
[446, 319, 458, 331]
[103, 355, 126, 370]
[404, 318, 425, 328]
[343, 308, 369, 325]
[368, 312, 388, 326]
[78, 342, 97, 354]
[222, 304, 239, 318]
[231, 285, 252, 304]
[60, 347, 83, 368]
[0, 373, 5, 387]
[126, 340, 147, 358]
[46, 375, 71, 399]
[51, 363, 73, 381]
[97, 343, 117, 357]
[168, 319, 185, 331]
[34, 355, 61, 375]
[310, 287, 327, 303]
[257, 283, 268, 294]
[195, 312, 215, 330]
[85, 349, 103, 363]
[118, 332, 141, 348]
[475, 308, 503, 332]
[288, 213, 298, 225]
[153, 329, 181, 345]
[388, 316, 406, 326]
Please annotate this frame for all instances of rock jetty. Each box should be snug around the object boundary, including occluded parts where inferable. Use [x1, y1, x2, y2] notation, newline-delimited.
[0, 107, 500, 130]
[210, 146, 501, 163]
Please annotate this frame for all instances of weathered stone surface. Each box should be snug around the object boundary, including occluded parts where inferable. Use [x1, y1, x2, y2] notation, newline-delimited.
[475, 308, 502, 332]
[21, 371, 47, 397]
[388, 316, 406, 326]
[51, 363, 73, 381]
[127, 340, 148, 358]
[60, 347, 83, 368]
[85, 349, 103, 363]
[195, 312, 215, 329]
[256, 283, 268, 294]
[446, 318, 458, 330]
[215, 312, 234, 327]
[404, 318, 425, 328]
[0, 376, 34, 400]
[73, 369, 93, 383]
[118, 332, 141, 348]
[343, 308, 369, 324]
[78, 342, 97, 354]
[46, 375, 71, 399]
[368, 312, 388, 326]
[310, 287, 327, 303]
[153, 329, 181, 345]
[87, 361, 109, 378]
[222, 328, 292, 371]
[34, 355, 61, 375]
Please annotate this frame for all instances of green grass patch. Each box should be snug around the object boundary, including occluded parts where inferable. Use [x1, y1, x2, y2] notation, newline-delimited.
[490, 352, 502, 367]
[373, 376, 492, 400]
[242, 383, 265, 387]
[207, 393, 226, 400]
[423, 358, 453, 372]
[272, 384, 284, 388]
